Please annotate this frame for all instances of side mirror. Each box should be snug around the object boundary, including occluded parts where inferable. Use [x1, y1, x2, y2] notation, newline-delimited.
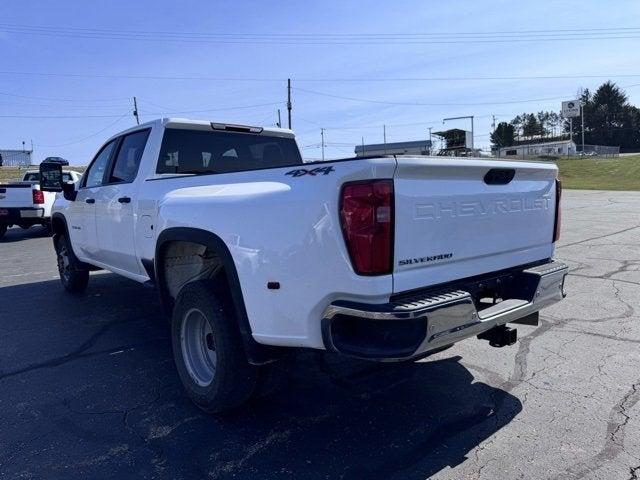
[39, 161, 64, 192]
[62, 181, 77, 202]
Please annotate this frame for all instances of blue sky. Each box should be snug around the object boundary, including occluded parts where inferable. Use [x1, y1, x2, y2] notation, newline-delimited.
[1, 0, 639, 163]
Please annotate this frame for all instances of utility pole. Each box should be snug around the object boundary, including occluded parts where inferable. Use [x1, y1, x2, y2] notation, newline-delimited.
[383, 124, 387, 154]
[133, 96, 140, 125]
[277, 109, 282, 128]
[581, 102, 585, 153]
[569, 118, 573, 155]
[492, 115, 498, 157]
[287, 79, 292, 129]
[428, 127, 432, 155]
[320, 128, 325, 162]
[362, 137, 365, 157]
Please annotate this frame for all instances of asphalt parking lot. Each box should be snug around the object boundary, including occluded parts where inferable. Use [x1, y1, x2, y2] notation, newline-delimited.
[1, 189, 639, 480]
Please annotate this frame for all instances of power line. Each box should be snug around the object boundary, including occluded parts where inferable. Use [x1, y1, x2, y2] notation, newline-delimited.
[34, 114, 130, 147]
[2, 23, 640, 45]
[0, 89, 130, 103]
[0, 101, 285, 118]
[293, 84, 640, 107]
[4, 23, 640, 36]
[2, 70, 640, 83]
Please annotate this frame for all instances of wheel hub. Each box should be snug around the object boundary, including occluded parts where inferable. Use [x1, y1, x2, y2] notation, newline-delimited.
[180, 308, 217, 387]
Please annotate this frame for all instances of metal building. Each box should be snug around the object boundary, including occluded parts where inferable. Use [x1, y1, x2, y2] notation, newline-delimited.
[497, 140, 576, 157]
[354, 140, 432, 157]
[0, 149, 32, 167]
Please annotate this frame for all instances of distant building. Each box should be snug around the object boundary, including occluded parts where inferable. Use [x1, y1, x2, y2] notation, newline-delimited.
[355, 139, 432, 157]
[0, 149, 32, 166]
[498, 140, 576, 157]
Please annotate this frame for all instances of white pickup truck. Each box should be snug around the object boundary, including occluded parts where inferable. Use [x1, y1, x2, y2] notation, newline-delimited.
[0, 169, 82, 239]
[41, 118, 567, 413]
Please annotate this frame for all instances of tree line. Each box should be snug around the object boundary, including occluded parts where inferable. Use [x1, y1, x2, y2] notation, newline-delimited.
[491, 81, 640, 152]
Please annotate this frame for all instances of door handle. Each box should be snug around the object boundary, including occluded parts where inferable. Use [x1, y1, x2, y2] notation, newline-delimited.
[117, 196, 131, 204]
[85, 198, 95, 204]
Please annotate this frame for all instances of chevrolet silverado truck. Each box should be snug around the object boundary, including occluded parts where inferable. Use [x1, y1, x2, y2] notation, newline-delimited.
[0, 168, 82, 239]
[40, 118, 567, 413]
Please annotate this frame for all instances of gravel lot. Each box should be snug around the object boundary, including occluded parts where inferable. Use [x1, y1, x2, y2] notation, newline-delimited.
[1, 190, 639, 480]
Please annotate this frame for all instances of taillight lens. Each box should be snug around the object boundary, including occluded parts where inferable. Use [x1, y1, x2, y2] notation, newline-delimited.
[553, 179, 562, 242]
[32, 189, 44, 205]
[340, 180, 394, 275]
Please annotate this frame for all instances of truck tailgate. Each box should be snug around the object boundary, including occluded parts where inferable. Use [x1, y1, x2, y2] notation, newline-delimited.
[393, 157, 558, 293]
[0, 183, 36, 208]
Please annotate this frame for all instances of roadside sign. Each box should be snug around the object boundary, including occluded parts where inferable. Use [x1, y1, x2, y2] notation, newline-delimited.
[562, 100, 581, 118]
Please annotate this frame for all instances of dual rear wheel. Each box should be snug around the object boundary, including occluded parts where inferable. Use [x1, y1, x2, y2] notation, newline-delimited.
[171, 280, 290, 413]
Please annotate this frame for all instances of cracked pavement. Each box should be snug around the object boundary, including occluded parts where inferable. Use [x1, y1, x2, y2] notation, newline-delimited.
[0, 189, 639, 479]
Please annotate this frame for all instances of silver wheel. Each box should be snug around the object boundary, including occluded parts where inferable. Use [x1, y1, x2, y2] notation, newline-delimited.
[180, 308, 217, 387]
[57, 242, 71, 284]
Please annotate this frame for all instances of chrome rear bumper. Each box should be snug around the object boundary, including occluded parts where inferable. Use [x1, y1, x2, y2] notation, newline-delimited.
[322, 260, 568, 360]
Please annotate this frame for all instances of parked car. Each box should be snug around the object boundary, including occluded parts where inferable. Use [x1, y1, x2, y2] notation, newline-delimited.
[0, 168, 82, 239]
[40, 118, 568, 412]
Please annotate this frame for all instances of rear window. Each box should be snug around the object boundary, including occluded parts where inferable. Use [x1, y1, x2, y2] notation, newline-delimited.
[24, 172, 74, 182]
[157, 128, 303, 175]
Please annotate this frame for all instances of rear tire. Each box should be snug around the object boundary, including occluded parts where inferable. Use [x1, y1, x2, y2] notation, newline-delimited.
[55, 233, 89, 293]
[171, 280, 258, 413]
[0, 224, 6, 240]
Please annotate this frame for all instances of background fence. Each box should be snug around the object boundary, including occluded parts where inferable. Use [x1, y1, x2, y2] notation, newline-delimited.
[576, 144, 620, 157]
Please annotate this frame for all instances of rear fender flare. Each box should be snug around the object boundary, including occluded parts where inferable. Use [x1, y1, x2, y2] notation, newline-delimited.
[154, 227, 283, 364]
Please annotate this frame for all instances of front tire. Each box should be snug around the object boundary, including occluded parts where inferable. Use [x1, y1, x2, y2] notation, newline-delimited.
[0, 224, 6, 240]
[55, 233, 89, 293]
[171, 280, 258, 413]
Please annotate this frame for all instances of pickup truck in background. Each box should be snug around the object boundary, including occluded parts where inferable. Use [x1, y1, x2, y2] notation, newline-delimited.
[40, 118, 568, 413]
[0, 169, 82, 239]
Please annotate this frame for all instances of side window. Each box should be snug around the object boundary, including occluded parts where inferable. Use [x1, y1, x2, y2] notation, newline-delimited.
[84, 140, 117, 188]
[109, 129, 150, 183]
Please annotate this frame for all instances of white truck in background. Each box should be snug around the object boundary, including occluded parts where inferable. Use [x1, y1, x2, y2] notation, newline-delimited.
[0, 169, 82, 239]
[40, 118, 568, 413]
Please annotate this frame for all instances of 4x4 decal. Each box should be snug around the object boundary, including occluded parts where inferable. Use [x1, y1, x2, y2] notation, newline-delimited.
[286, 166, 334, 177]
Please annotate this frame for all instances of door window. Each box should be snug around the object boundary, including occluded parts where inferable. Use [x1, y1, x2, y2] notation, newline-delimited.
[84, 140, 117, 188]
[109, 129, 150, 183]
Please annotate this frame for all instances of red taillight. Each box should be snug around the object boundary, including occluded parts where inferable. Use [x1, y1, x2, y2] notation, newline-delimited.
[32, 189, 44, 205]
[340, 180, 394, 275]
[553, 179, 562, 242]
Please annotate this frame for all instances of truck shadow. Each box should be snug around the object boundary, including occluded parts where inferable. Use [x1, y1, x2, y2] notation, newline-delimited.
[0, 225, 51, 242]
[0, 274, 522, 480]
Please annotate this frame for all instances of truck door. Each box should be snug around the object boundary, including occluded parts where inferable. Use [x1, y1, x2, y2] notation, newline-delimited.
[70, 139, 118, 261]
[94, 129, 150, 276]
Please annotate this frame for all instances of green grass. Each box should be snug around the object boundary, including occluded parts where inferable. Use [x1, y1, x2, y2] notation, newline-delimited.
[555, 155, 640, 191]
[0, 166, 85, 183]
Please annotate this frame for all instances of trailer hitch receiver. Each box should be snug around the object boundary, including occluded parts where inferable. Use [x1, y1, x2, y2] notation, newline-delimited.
[477, 325, 518, 347]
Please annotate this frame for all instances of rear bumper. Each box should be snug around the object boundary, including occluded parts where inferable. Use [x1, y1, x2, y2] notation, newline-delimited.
[321, 260, 568, 361]
[0, 207, 46, 225]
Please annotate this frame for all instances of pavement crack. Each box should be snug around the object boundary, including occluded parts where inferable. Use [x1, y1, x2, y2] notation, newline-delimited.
[0, 315, 164, 382]
[557, 225, 640, 250]
[551, 378, 640, 479]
